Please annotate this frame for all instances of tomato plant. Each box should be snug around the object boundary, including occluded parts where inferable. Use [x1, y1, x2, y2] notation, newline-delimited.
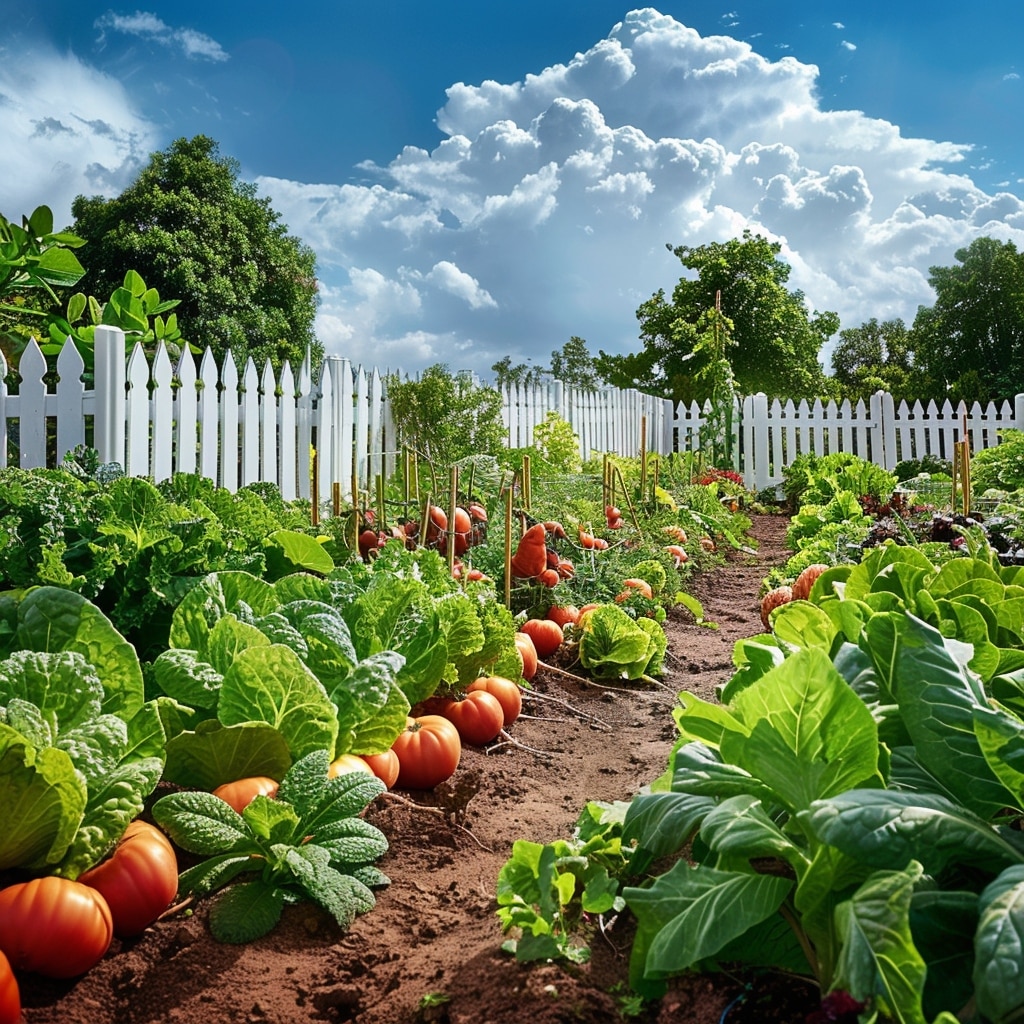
[520, 617, 564, 659]
[441, 690, 504, 745]
[0, 951, 19, 1024]
[360, 749, 401, 789]
[391, 715, 461, 789]
[0, 876, 113, 977]
[328, 754, 376, 779]
[78, 820, 179, 937]
[212, 776, 280, 813]
[467, 675, 522, 727]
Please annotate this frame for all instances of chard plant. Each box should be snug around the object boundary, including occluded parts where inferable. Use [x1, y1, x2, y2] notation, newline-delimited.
[152, 748, 389, 943]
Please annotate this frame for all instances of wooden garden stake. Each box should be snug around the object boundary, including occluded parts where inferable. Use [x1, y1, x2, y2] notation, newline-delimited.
[311, 450, 320, 526]
[503, 482, 514, 609]
[447, 465, 459, 575]
[332, 481, 341, 518]
[522, 454, 531, 510]
[640, 415, 647, 500]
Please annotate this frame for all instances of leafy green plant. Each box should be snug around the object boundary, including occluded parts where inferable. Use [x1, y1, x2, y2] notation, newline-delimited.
[0, 587, 164, 876]
[576, 604, 667, 680]
[497, 800, 629, 964]
[972, 429, 1024, 493]
[152, 748, 389, 943]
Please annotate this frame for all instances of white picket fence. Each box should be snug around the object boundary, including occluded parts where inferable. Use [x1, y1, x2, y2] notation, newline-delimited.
[2, 327, 1022, 499]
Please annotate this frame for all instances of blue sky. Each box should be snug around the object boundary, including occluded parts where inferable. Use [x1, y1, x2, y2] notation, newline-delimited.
[3, 2, 1024, 378]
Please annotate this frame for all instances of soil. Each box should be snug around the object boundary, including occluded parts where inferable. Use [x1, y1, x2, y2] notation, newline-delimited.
[16, 514, 817, 1024]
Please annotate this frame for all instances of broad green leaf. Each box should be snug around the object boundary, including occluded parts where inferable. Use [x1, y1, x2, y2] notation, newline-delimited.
[151, 788, 261, 856]
[150, 648, 223, 710]
[624, 861, 792, 996]
[206, 614, 271, 675]
[163, 720, 291, 789]
[263, 530, 335, 579]
[974, 704, 1024, 810]
[169, 571, 279, 651]
[13, 586, 145, 718]
[34, 246, 86, 287]
[675, 691, 748, 749]
[723, 647, 882, 812]
[876, 614, 1011, 819]
[974, 864, 1024, 1024]
[803, 790, 1024, 876]
[218, 645, 338, 761]
[771, 600, 839, 652]
[909, 890, 977, 1022]
[933, 598, 1001, 682]
[699, 794, 798, 861]
[0, 723, 87, 870]
[833, 862, 928, 1024]
[622, 789, 716, 869]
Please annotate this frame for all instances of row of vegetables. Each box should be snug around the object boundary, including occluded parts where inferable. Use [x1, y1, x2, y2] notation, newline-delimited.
[496, 462, 1024, 1024]
[0, 457, 738, 1022]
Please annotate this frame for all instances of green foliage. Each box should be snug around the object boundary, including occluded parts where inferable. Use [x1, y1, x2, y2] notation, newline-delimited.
[0, 587, 163, 876]
[972, 430, 1024, 493]
[0, 205, 85, 308]
[549, 336, 600, 389]
[70, 135, 320, 372]
[577, 604, 667, 680]
[386, 364, 506, 472]
[497, 800, 629, 964]
[516, 412, 582, 476]
[596, 231, 835, 403]
[910, 236, 1024, 402]
[829, 318, 923, 403]
[152, 749, 388, 943]
[781, 452, 898, 511]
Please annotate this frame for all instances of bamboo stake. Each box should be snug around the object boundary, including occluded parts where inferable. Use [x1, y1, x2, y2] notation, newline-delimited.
[503, 482, 514, 609]
[640, 415, 647, 501]
[447, 465, 458, 576]
[613, 463, 643, 538]
[332, 481, 341, 518]
[311, 450, 320, 526]
[522, 453, 531, 510]
[376, 474, 386, 529]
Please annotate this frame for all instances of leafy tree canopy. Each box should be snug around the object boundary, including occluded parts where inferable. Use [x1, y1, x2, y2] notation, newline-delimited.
[909, 236, 1024, 403]
[828, 318, 924, 404]
[550, 336, 600, 390]
[70, 135, 321, 373]
[596, 231, 836, 403]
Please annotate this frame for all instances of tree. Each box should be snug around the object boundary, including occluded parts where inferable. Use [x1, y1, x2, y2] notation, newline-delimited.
[596, 232, 836, 403]
[829, 318, 922, 403]
[386, 364, 506, 470]
[490, 356, 547, 388]
[550, 336, 600, 390]
[70, 135, 321, 373]
[909, 236, 1024, 402]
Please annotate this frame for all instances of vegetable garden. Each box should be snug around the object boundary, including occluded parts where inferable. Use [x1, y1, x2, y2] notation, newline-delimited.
[4, 436, 1024, 1023]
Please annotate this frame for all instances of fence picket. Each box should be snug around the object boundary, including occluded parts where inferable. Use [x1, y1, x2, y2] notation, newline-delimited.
[7, 326, 1024, 498]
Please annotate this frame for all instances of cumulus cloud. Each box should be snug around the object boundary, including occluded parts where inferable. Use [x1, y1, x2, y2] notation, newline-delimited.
[258, 7, 1024, 378]
[95, 11, 229, 62]
[0, 46, 158, 225]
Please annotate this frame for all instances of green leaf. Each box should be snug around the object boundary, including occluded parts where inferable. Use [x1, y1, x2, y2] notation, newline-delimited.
[803, 790, 1024, 876]
[0, 723, 87, 870]
[151, 648, 223, 710]
[152, 788, 259, 856]
[870, 613, 1012, 819]
[624, 861, 793, 996]
[208, 878, 285, 943]
[163, 720, 291, 789]
[833, 862, 928, 1024]
[699, 794, 799, 861]
[283, 847, 376, 929]
[723, 647, 882, 812]
[217, 645, 338, 761]
[35, 246, 86, 288]
[263, 530, 335, 579]
[974, 864, 1024, 1023]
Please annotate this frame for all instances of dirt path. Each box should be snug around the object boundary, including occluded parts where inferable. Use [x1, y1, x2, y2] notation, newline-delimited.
[17, 514, 792, 1024]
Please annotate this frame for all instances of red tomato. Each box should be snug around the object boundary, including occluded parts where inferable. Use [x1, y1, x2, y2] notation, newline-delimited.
[547, 604, 580, 628]
[520, 617, 564, 659]
[0, 877, 113, 978]
[328, 754, 376, 779]
[515, 631, 538, 681]
[0, 951, 19, 1024]
[441, 690, 504, 745]
[391, 715, 461, 789]
[212, 776, 280, 813]
[359, 750, 401, 789]
[467, 675, 522, 727]
[78, 820, 179, 938]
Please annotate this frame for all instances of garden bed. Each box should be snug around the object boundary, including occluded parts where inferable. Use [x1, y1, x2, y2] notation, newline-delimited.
[16, 515, 795, 1024]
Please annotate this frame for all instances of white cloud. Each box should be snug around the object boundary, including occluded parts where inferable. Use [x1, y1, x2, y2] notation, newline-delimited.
[94, 12, 229, 62]
[258, 7, 1024, 378]
[841, 40, 857, 52]
[0, 46, 159, 225]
